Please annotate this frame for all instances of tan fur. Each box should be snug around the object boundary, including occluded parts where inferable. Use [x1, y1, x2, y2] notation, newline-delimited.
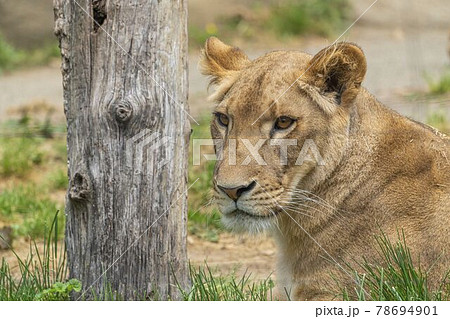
[199, 37, 250, 102]
[201, 37, 450, 300]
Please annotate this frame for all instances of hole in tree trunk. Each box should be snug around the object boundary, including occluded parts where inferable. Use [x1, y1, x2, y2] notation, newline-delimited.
[92, 0, 107, 33]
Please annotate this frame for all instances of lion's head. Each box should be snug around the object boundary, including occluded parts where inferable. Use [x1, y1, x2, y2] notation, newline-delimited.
[200, 37, 367, 233]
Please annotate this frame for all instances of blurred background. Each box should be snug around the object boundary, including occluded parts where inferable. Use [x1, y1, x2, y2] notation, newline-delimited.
[0, 0, 449, 287]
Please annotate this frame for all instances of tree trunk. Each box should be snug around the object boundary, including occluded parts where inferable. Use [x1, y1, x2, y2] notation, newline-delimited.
[53, 0, 190, 300]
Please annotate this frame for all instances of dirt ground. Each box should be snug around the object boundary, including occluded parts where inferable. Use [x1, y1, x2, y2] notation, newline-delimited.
[1, 0, 449, 284]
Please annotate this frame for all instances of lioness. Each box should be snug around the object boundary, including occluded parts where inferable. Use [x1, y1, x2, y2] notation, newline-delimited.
[200, 37, 450, 300]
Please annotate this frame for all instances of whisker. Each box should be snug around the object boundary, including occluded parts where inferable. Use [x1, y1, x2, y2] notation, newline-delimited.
[281, 205, 314, 218]
[287, 188, 337, 211]
[280, 199, 331, 218]
[285, 188, 347, 220]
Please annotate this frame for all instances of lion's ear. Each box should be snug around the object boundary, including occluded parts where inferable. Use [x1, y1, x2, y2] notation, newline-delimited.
[304, 42, 366, 107]
[200, 37, 250, 101]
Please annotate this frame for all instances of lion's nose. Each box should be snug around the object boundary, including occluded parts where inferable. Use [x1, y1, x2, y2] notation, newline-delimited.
[218, 181, 256, 201]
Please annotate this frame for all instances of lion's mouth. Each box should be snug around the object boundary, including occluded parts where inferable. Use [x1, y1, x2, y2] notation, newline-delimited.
[228, 209, 279, 219]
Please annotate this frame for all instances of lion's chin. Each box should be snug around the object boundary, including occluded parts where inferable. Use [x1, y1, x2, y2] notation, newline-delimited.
[221, 209, 277, 234]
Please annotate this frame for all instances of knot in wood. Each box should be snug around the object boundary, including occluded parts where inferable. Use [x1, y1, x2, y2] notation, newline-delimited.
[114, 101, 133, 123]
[54, 18, 66, 38]
[69, 172, 91, 202]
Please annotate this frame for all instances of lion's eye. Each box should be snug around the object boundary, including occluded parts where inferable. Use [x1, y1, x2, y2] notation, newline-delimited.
[216, 113, 229, 127]
[274, 116, 295, 130]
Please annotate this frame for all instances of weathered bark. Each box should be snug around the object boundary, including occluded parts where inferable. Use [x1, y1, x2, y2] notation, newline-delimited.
[53, 0, 190, 300]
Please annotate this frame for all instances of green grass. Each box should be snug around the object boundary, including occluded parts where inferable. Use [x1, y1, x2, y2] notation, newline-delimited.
[426, 67, 450, 95]
[269, 0, 352, 37]
[0, 213, 69, 301]
[85, 264, 275, 301]
[188, 208, 222, 242]
[427, 110, 450, 134]
[179, 264, 275, 301]
[342, 231, 449, 301]
[0, 111, 67, 178]
[0, 34, 59, 73]
[0, 137, 43, 177]
[0, 186, 64, 238]
[45, 168, 69, 191]
[0, 116, 66, 239]
[0, 35, 23, 72]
